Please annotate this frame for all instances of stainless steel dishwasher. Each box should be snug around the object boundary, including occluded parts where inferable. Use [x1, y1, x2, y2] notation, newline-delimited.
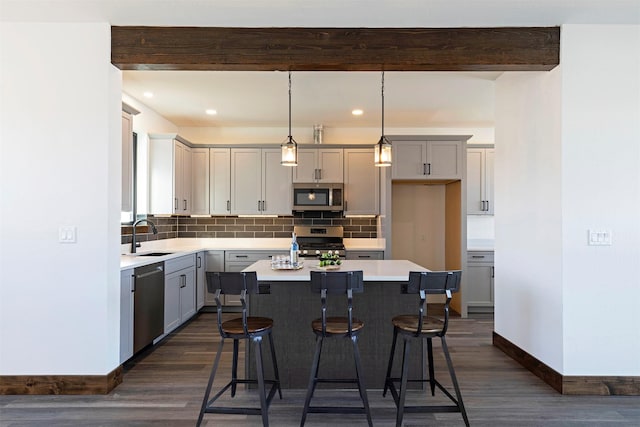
[133, 262, 165, 353]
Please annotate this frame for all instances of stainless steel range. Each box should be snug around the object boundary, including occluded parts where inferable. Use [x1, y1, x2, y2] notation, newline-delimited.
[294, 225, 345, 258]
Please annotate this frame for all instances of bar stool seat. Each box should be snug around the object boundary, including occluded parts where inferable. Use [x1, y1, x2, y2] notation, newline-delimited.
[311, 316, 364, 335]
[383, 270, 469, 427]
[197, 272, 282, 427]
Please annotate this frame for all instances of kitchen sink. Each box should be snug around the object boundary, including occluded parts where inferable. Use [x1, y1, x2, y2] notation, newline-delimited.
[131, 251, 174, 257]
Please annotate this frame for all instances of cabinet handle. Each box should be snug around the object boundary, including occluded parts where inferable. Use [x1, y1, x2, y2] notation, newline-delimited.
[427, 163, 431, 175]
[486, 200, 490, 212]
[314, 169, 319, 180]
[481, 200, 486, 211]
[235, 255, 248, 258]
[226, 200, 230, 211]
[344, 201, 348, 211]
[258, 200, 261, 211]
[183, 199, 187, 210]
[359, 255, 371, 258]
[174, 198, 178, 210]
[180, 274, 187, 288]
[471, 255, 485, 259]
[131, 275, 135, 292]
[423, 163, 427, 175]
[262, 200, 266, 211]
[197, 256, 202, 268]
[318, 169, 322, 180]
[491, 266, 495, 278]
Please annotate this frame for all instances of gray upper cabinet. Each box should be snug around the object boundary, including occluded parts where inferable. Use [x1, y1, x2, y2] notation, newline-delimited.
[343, 148, 379, 215]
[293, 148, 343, 183]
[467, 147, 494, 215]
[148, 134, 192, 215]
[391, 140, 463, 180]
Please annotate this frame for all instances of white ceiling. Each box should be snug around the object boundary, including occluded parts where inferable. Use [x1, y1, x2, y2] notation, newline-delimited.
[122, 71, 500, 129]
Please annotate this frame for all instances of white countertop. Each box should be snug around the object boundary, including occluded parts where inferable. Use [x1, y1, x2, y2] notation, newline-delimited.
[120, 237, 386, 270]
[243, 259, 427, 282]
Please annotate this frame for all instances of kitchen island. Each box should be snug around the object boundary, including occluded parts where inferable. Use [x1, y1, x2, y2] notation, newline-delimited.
[242, 259, 429, 389]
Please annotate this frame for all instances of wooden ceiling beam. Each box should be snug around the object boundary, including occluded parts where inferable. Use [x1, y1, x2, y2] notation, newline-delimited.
[111, 26, 560, 72]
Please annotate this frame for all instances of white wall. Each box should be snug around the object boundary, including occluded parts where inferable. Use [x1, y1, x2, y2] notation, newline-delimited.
[495, 69, 564, 372]
[0, 23, 121, 375]
[495, 25, 640, 376]
[560, 25, 640, 375]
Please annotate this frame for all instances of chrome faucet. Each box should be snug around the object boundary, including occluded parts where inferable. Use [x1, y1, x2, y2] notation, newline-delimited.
[131, 218, 158, 254]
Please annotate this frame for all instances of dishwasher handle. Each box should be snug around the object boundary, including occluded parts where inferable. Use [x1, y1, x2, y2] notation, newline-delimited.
[135, 266, 164, 280]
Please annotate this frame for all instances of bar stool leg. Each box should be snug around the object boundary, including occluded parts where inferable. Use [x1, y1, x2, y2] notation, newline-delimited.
[351, 335, 373, 427]
[301, 336, 323, 427]
[254, 336, 269, 427]
[396, 337, 411, 427]
[441, 336, 470, 427]
[267, 332, 282, 399]
[383, 327, 399, 397]
[197, 338, 226, 427]
[427, 337, 436, 396]
[231, 338, 239, 397]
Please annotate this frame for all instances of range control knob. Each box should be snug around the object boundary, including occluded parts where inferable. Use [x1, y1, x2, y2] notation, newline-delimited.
[302, 250, 308, 255]
[315, 250, 321, 255]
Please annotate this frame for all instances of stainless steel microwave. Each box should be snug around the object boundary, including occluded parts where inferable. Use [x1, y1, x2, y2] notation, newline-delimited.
[292, 183, 343, 211]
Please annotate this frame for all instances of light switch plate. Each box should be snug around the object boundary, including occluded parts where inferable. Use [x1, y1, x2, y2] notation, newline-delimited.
[59, 226, 77, 243]
[588, 229, 612, 246]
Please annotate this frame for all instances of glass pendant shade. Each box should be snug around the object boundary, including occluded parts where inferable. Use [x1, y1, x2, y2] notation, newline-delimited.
[281, 71, 298, 166]
[281, 136, 298, 166]
[374, 136, 392, 167]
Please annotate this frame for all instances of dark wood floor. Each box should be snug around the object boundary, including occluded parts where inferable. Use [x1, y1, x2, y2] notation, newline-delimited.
[2, 311, 639, 426]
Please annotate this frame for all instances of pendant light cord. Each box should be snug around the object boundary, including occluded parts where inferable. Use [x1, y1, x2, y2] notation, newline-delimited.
[381, 71, 385, 137]
[288, 71, 292, 139]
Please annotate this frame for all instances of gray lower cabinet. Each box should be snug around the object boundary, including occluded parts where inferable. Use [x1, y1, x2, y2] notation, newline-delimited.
[345, 250, 384, 260]
[164, 254, 196, 334]
[466, 251, 494, 312]
[195, 251, 206, 310]
[119, 268, 134, 364]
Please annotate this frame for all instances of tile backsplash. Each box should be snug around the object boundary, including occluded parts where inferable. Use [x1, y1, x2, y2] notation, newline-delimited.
[122, 212, 377, 245]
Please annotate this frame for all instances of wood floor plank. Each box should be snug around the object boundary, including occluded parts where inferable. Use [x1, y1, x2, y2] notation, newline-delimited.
[1, 312, 639, 426]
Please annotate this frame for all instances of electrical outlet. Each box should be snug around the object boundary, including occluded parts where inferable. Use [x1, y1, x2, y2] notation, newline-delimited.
[588, 229, 612, 246]
[59, 226, 77, 243]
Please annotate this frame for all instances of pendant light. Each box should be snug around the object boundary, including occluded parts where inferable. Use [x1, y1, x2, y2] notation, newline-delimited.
[374, 71, 392, 167]
[281, 71, 298, 166]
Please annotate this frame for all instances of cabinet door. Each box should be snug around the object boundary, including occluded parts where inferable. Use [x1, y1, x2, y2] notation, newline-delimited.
[210, 148, 231, 215]
[485, 149, 495, 214]
[293, 149, 318, 183]
[121, 112, 133, 212]
[180, 268, 196, 322]
[230, 148, 262, 214]
[392, 141, 427, 179]
[148, 136, 175, 215]
[317, 149, 343, 182]
[344, 148, 379, 215]
[262, 148, 292, 215]
[345, 251, 384, 260]
[196, 252, 205, 310]
[164, 271, 182, 333]
[466, 264, 494, 307]
[426, 140, 462, 179]
[173, 141, 184, 214]
[120, 269, 134, 363]
[466, 148, 485, 214]
[181, 144, 192, 214]
[191, 148, 210, 215]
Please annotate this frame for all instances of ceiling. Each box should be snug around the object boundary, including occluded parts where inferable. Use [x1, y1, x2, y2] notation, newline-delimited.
[122, 71, 500, 129]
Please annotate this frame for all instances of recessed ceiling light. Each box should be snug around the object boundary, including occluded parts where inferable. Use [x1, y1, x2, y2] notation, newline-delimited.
[143, 91, 153, 98]
[352, 109, 364, 116]
[205, 109, 217, 116]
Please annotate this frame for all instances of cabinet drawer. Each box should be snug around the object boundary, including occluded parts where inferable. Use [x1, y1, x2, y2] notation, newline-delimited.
[467, 251, 494, 263]
[165, 254, 196, 274]
[346, 251, 384, 260]
[225, 251, 286, 262]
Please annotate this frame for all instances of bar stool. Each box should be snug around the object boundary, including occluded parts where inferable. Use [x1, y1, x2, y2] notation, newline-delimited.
[197, 271, 282, 427]
[383, 270, 469, 427]
[300, 270, 373, 427]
